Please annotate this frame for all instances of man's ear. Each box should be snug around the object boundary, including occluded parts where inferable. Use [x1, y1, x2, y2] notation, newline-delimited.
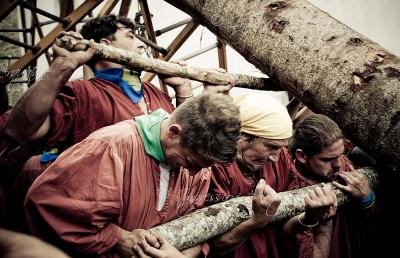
[99, 38, 111, 45]
[295, 149, 307, 164]
[167, 124, 182, 139]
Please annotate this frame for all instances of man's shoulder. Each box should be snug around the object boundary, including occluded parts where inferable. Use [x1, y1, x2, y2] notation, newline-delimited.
[86, 119, 141, 146]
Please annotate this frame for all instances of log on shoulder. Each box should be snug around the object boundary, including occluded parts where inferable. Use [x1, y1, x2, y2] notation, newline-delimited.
[55, 36, 280, 91]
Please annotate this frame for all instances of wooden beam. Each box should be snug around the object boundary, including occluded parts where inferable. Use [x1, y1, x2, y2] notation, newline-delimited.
[142, 20, 198, 82]
[9, 0, 104, 73]
[60, 0, 74, 18]
[97, 0, 119, 17]
[0, 0, 19, 23]
[138, 0, 158, 57]
[217, 37, 227, 71]
[31, 11, 52, 65]
[59, 0, 75, 31]
[138, 0, 169, 93]
[118, 0, 132, 17]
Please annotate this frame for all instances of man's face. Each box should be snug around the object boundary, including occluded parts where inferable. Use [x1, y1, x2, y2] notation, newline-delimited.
[164, 142, 213, 173]
[108, 24, 146, 54]
[303, 139, 345, 181]
[237, 136, 288, 171]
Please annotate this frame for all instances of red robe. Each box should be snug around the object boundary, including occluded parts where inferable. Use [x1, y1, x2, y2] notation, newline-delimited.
[25, 120, 210, 257]
[207, 148, 309, 258]
[46, 78, 174, 149]
[8, 78, 174, 231]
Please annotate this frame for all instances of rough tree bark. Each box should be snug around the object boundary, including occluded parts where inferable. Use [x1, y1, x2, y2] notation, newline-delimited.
[55, 36, 280, 90]
[150, 167, 377, 250]
[163, 0, 400, 166]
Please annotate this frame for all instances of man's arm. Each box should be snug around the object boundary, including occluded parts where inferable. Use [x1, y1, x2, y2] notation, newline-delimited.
[3, 31, 96, 144]
[161, 75, 193, 106]
[0, 229, 70, 258]
[283, 184, 337, 258]
[312, 219, 333, 258]
[209, 179, 281, 256]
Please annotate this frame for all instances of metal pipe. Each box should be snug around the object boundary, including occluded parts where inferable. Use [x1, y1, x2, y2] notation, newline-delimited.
[135, 34, 169, 56]
[0, 28, 31, 32]
[178, 42, 218, 61]
[9, 80, 28, 84]
[155, 18, 192, 36]
[39, 18, 89, 27]
[0, 34, 38, 52]
[19, 5, 28, 53]
[39, 20, 57, 26]
[20, 1, 70, 26]
[0, 56, 20, 59]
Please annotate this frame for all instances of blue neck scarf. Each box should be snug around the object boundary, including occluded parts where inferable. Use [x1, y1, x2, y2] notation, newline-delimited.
[94, 68, 143, 103]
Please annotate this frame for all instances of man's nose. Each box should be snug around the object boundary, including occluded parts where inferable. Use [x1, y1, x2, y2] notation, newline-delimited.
[332, 157, 342, 168]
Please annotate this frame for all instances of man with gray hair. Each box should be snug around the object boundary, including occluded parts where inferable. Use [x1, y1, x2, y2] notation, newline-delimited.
[25, 93, 241, 258]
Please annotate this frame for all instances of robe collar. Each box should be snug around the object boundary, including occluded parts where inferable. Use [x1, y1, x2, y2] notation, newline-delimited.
[135, 109, 169, 163]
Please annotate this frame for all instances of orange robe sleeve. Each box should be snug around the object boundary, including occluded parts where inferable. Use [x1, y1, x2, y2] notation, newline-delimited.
[25, 138, 124, 255]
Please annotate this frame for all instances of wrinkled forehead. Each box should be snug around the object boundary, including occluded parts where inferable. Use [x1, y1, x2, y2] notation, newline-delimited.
[257, 137, 288, 147]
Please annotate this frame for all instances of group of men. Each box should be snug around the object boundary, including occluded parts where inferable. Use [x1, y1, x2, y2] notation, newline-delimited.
[0, 14, 377, 258]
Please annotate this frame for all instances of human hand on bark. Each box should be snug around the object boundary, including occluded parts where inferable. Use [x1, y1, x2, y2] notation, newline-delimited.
[160, 60, 193, 97]
[203, 68, 235, 95]
[53, 31, 97, 69]
[133, 232, 188, 258]
[303, 184, 337, 224]
[116, 229, 160, 258]
[332, 166, 372, 200]
[251, 179, 281, 226]
[332, 165, 372, 200]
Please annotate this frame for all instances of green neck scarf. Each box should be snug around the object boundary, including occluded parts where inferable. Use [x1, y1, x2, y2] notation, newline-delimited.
[135, 109, 169, 163]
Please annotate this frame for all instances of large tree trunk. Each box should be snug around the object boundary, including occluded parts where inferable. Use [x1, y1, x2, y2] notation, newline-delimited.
[163, 0, 400, 166]
[150, 168, 377, 250]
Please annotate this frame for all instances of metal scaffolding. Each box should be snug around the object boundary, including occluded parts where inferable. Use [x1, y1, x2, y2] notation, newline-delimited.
[0, 0, 228, 107]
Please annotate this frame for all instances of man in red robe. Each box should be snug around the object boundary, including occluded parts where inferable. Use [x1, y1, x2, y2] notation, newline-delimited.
[207, 93, 314, 258]
[0, 14, 192, 231]
[288, 114, 379, 258]
[25, 93, 241, 258]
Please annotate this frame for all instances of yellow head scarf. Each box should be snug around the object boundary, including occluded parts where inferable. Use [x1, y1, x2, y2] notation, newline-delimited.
[233, 93, 292, 139]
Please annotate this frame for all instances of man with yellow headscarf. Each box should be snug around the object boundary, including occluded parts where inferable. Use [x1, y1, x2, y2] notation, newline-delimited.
[206, 93, 336, 258]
